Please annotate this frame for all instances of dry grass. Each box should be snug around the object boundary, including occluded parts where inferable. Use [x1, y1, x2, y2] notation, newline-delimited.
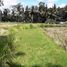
[44, 27, 67, 51]
[0, 23, 17, 36]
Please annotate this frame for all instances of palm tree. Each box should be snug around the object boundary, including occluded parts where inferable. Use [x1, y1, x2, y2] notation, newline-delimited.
[3, 9, 10, 21]
[12, 3, 23, 22]
[39, 2, 46, 23]
[0, 0, 3, 21]
[0, 0, 4, 6]
[0, 10, 2, 21]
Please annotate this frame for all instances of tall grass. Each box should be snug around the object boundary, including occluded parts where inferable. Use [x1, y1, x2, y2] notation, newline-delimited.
[0, 29, 16, 67]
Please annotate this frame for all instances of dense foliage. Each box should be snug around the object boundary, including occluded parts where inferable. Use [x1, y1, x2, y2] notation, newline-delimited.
[0, 2, 67, 23]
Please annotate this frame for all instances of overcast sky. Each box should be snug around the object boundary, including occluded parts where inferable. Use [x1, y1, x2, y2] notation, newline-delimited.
[0, 0, 67, 10]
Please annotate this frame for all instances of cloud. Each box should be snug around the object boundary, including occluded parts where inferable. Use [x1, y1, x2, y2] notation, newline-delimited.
[36, 0, 57, 8]
[47, 0, 58, 8]
[58, 3, 66, 8]
[0, 0, 66, 10]
[47, 3, 54, 8]
[0, 0, 17, 10]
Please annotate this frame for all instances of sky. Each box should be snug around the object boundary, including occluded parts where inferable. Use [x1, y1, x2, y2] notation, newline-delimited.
[0, 0, 67, 10]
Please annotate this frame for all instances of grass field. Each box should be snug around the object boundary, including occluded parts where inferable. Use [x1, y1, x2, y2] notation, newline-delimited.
[0, 23, 67, 67]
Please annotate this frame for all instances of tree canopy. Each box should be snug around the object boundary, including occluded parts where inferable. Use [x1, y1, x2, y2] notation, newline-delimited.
[0, 2, 67, 23]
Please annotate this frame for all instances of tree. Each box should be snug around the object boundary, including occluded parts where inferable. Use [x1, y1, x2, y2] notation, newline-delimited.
[64, 5, 67, 21]
[24, 6, 31, 22]
[30, 6, 35, 22]
[0, 1, 67, 23]
[53, 4, 56, 12]
[0, 0, 3, 21]
[0, 9, 2, 21]
[11, 10, 15, 22]
[2, 9, 10, 21]
[0, 0, 4, 6]
[12, 3, 23, 22]
[39, 2, 46, 23]
[39, 2, 45, 12]
[64, 5, 67, 11]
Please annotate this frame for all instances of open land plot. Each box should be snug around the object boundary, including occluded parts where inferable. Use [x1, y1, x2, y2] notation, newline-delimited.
[0, 23, 67, 67]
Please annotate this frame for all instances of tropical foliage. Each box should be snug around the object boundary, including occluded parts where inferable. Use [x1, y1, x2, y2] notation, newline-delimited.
[0, 2, 67, 23]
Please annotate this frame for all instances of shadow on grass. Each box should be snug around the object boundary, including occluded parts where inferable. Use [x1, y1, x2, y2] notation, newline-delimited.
[6, 62, 24, 67]
[32, 64, 41, 67]
[15, 51, 26, 56]
[46, 63, 63, 67]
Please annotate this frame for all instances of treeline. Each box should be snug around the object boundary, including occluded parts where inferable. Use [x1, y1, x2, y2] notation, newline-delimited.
[0, 2, 67, 23]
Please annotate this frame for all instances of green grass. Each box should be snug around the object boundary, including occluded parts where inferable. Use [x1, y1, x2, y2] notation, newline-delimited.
[8, 25, 67, 67]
